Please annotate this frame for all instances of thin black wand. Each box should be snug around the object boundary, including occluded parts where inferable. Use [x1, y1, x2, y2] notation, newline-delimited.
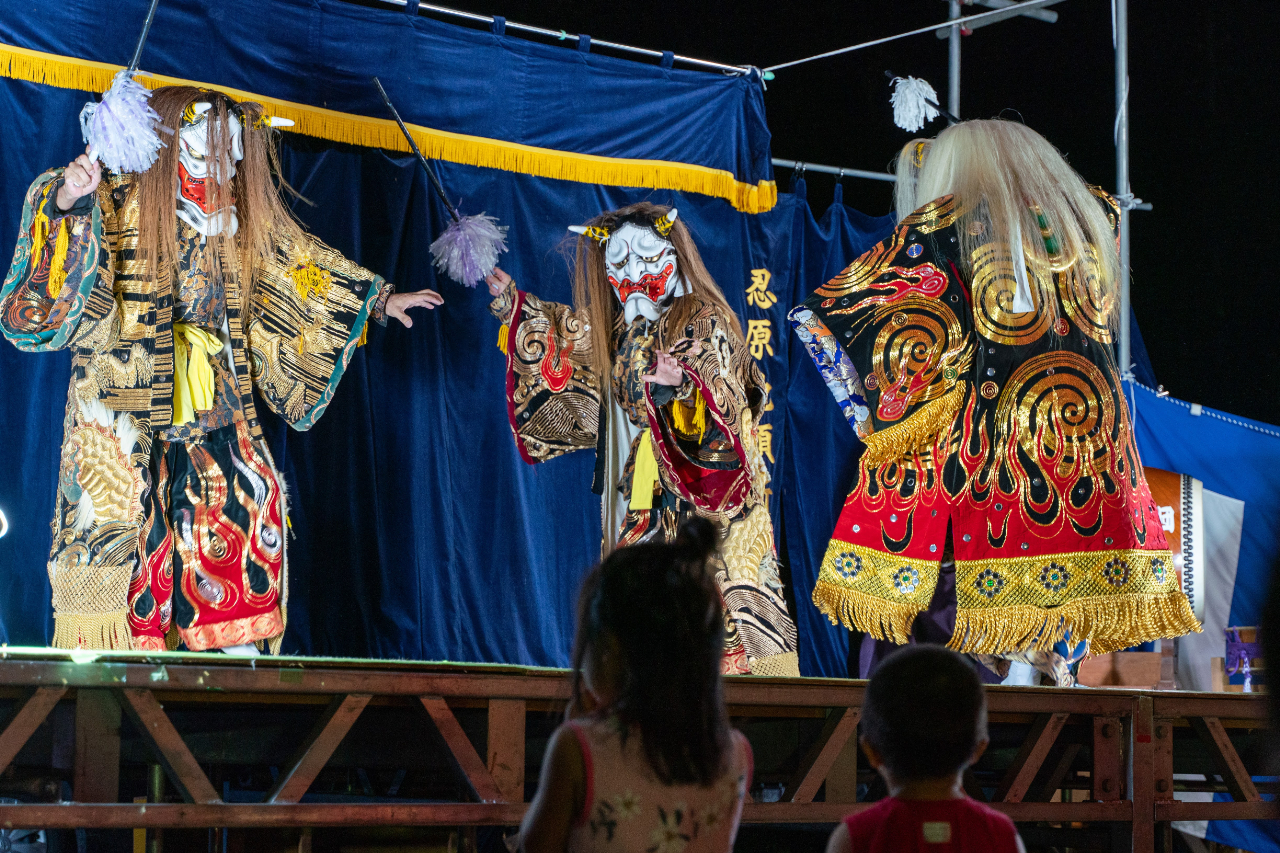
[372, 76, 461, 224]
[127, 0, 163, 73]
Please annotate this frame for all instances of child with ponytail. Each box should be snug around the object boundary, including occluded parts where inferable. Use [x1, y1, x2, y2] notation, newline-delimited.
[518, 518, 753, 853]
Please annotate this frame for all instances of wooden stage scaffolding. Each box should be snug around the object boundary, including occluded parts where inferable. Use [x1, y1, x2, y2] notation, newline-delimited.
[0, 648, 1275, 851]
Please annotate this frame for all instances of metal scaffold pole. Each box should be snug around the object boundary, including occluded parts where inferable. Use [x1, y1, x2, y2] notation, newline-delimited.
[1115, 0, 1133, 377]
[948, 0, 963, 117]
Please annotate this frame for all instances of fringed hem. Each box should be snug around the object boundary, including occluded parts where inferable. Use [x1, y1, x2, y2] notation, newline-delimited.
[52, 610, 133, 650]
[861, 382, 965, 468]
[0, 43, 777, 214]
[948, 589, 1202, 655]
[812, 579, 923, 645]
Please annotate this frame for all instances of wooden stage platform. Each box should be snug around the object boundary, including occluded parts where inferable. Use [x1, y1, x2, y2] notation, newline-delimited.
[0, 648, 1274, 851]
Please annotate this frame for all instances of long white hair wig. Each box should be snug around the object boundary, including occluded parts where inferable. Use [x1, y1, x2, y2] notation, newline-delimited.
[906, 119, 1122, 332]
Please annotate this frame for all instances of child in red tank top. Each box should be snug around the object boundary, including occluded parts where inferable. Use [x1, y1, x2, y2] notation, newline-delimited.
[825, 646, 1025, 853]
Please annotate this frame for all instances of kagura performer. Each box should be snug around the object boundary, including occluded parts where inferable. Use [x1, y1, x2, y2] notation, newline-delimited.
[789, 120, 1198, 681]
[1, 87, 442, 653]
[486, 202, 799, 676]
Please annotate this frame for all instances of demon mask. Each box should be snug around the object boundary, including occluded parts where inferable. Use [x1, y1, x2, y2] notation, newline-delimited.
[571, 208, 688, 325]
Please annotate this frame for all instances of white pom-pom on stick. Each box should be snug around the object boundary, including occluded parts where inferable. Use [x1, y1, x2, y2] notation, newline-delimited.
[890, 76, 942, 133]
[430, 213, 509, 287]
[80, 70, 166, 173]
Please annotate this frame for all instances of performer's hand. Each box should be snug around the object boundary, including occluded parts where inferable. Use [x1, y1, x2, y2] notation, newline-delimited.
[55, 146, 101, 211]
[386, 289, 444, 328]
[486, 266, 512, 297]
[643, 350, 686, 386]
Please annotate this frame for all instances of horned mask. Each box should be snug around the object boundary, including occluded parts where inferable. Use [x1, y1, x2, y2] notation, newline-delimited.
[570, 208, 688, 325]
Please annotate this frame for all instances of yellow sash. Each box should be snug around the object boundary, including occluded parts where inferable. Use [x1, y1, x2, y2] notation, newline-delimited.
[172, 322, 223, 426]
[629, 429, 661, 511]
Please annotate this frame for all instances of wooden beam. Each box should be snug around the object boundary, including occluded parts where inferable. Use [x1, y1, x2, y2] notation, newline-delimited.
[1091, 715, 1123, 801]
[784, 706, 861, 803]
[1189, 716, 1260, 802]
[0, 686, 66, 773]
[823, 728, 861, 804]
[1131, 695, 1156, 853]
[995, 712, 1068, 803]
[1034, 742, 1082, 803]
[74, 689, 122, 803]
[118, 688, 220, 804]
[419, 695, 503, 803]
[486, 699, 526, 803]
[1153, 717, 1175, 803]
[267, 694, 371, 804]
[0, 798, 1137, 829]
[1155, 800, 1280, 821]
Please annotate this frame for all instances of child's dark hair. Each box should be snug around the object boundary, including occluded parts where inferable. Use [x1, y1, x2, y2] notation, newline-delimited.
[862, 645, 987, 780]
[569, 517, 729, 786]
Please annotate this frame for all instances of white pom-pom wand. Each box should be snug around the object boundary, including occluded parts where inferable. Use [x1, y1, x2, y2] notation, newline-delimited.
[885, 71, 959, 133]
[81, 0, 168, 173]
[373, 76, 508, 287]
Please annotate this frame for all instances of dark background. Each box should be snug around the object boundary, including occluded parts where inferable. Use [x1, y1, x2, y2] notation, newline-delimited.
[417, 0, 1280, 426]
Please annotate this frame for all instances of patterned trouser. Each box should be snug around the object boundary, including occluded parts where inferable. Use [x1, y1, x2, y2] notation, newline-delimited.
[127, 420, 286, 651]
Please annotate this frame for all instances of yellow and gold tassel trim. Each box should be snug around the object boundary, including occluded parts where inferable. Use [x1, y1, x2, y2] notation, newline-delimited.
[812, 580, 923, 646]
[0, 43, 778, 214]
[949, 589, 1201, 656]
[629, 429, 661, 511]
[30, 182, 72, 299]
[950, 547, 1201, 654]
[861, 382, 965, 468]
[497, 323, 510, 355]
[670, 389, 708, 442]
[51, 609, 133, 651]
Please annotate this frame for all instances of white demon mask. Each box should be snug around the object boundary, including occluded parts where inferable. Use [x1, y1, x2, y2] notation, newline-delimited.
[570, 208, 689, 325]
[176, 101, 243, 238]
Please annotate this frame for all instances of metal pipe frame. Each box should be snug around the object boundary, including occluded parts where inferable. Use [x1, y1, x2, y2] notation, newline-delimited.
[362, 0, 752, 75]
[1115, 0, 1134, 377]
[770, 159, 895, 183]
[0, 653, 1273, 845]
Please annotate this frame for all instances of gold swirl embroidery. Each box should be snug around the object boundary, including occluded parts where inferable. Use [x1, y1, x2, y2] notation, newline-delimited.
[900, 195, 960, 233]
[868, 296, 971, 423]
[969, 242, 1050, 346]
[814, 228, 909, 299]
[1055, 245, 1113, 343]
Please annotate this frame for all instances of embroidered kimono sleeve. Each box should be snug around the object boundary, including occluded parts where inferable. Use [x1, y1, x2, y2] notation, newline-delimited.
[1, 169, 122, 353]
[489, 280, 601, 464]
[788, 196, 974, 468]
[246, 232, 385, 430]
[640, 308, 762, 518]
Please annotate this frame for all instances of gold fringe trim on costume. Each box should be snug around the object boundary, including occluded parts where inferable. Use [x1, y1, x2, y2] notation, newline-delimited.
[949, 588, 1201, 655]
[813, 579, 923, 646]
[861, 382, 965, 468]
[497, 323, 510, 355]
[0, 43, 778, 214]
[52, 610, 133, 651]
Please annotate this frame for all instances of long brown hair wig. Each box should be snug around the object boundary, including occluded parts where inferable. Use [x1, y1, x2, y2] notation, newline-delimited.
[570, 202, 745, 383]
[134, 86, 307, 301]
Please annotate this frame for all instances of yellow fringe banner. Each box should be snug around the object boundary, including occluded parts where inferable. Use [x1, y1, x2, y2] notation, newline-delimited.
[0, 42, 777, 214]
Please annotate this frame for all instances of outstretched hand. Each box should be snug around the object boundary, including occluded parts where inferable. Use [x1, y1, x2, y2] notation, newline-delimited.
[486, 266, 512, 297]
[55, 146, 101, 212]
[385, 289, 444, 328]
[642, 339, 703, 386]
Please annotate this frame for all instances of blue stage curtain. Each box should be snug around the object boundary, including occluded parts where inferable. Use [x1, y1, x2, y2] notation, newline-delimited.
[0, 0, 771, 186]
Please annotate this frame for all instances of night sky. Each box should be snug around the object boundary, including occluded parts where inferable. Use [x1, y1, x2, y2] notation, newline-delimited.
[433, 0, 1280, 427]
